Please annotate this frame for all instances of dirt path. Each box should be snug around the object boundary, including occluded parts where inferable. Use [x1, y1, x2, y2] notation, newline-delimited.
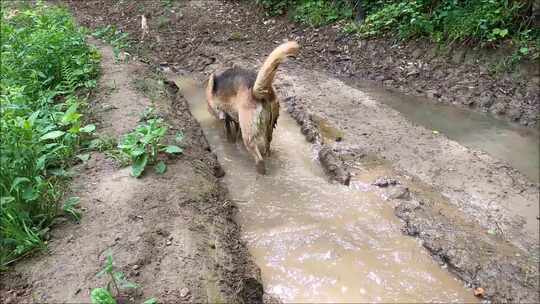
[3, 1, 538, 303]
[1, 39, 263, 303]
[64, 1, 539, 302]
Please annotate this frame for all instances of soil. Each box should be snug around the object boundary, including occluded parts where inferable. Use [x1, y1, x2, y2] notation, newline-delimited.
[2, 1, 538, 303]
[67, 0, 539, 128]
[0, 39, 262, 304]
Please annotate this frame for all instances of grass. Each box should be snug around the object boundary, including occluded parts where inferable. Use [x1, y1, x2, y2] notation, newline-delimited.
[257, 0, 540, 65]
[0, 2, 100, 268]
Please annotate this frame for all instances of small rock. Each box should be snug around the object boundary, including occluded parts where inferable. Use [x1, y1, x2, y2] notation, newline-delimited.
[425, 89, 441, 99]
[372, 177, 399, 187]
[115, 236, 121, 242]
[180, 287, 190, 298]
[132, 264, 140, 270]
[166, 240, 172, 246]
[387, 186, 411, 200]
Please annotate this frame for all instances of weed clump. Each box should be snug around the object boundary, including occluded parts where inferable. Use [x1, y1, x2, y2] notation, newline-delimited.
[0, 2, 99, 267]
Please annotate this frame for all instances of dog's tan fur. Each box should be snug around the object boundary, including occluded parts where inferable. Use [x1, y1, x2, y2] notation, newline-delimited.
[206, 41, 300, 174]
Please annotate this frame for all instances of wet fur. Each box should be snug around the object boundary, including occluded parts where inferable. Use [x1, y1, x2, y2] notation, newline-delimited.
[206, 41, 299, 174]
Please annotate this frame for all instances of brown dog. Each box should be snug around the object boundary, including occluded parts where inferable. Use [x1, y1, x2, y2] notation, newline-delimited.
[206, 41, 300, 174]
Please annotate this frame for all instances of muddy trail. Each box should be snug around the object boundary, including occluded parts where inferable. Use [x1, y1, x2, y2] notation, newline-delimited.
[2, 0, 539, 303]
[1, 39, 262, 303]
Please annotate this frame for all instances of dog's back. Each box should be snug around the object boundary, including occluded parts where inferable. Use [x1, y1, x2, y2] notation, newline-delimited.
[212, 67, 256, 96]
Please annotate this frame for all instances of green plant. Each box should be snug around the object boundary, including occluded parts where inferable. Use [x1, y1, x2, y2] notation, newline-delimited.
[90, 251, 158, 304]
[92, 25, 131, 62]
[293, 0, 352, 26]
[62, 197, 81, 222]
[1, 2, 99, 267]
[91, 251, 138, 304]
[118, 112, 183, 177]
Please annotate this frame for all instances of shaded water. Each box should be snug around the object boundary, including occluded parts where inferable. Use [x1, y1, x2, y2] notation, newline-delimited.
[354, 82, 540, 184]
[176, 76, 477, 303]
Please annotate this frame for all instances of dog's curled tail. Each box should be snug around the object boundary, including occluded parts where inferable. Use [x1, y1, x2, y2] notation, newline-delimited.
[252, 41, 299, 99]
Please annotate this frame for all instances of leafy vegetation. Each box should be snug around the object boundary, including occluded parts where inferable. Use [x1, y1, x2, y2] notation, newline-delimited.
[0, 2, 100, 267]
[118, 108, 183, 177]
[90, 251, 158, 304]
[257, 0, 540, 62]
[92, 25, 132, 62]
[90, 251, 138, 304]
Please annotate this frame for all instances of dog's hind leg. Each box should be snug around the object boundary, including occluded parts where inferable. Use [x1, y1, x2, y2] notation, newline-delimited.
[247, 141, 265, 175]
[224, 114, 237, 143]
[239, 110, 265, 174]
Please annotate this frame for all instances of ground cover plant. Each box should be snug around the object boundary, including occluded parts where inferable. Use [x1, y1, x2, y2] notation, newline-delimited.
[0, 2, 99, 268]
[90, 250, 158, 304]
[117, 109, 184, 178]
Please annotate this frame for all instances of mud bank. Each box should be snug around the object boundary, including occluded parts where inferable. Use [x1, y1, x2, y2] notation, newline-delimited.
[70, 0, 539, 127]
[0, 40, 263, 303]
[64, 1, 539, 303]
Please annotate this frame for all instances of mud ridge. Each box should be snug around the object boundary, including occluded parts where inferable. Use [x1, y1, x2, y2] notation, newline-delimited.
[284, 96, 351, 185]
[285, 95, 539, 304]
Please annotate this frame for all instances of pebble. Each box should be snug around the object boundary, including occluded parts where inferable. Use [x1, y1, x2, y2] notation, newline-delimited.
[166, 240, 172, 246]
[180, 287, 190, 298]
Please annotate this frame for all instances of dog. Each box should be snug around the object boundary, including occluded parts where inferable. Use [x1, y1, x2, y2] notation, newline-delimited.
[206, 41, 300, 174]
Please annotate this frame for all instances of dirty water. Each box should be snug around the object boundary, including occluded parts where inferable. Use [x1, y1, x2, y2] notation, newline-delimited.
[174, 74, 478, 303]
[354, 81, 540, 184]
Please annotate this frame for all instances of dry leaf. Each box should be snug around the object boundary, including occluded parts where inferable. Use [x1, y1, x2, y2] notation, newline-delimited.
[474, 287, 485, 298]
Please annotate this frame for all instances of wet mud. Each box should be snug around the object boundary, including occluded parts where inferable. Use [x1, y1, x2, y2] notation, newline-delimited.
[4, 1, 536, 303]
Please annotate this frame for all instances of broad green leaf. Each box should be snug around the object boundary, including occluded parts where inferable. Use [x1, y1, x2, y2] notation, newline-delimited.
[22, 186, 38, 201]
[90, 288, 116, 304]
[10, 177, 31, 192]
[77, 153, 90, 162]
[80, 124, 96, 133]
[61, 103, 82, 125]
[155, 161, 166, 174]
[163, 145, 183, 154]
[40, 130, 65, 141]
[131, 154, 148, 177]
[143, 298, 158, 304]
[129, 147, 145, 158]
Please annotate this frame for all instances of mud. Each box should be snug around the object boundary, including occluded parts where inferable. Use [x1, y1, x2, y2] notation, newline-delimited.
[0, 39, 262, 303]
[12, 0, 538, 303]
[68, 0, 539, 127]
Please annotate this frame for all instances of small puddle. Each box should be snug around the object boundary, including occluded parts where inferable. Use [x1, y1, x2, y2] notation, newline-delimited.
[175, 74, 477, 302]
[352, 81, 540, 184]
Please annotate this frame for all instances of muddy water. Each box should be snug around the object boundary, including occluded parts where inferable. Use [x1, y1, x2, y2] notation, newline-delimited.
[353, 81, 540, 184]
[175, 76, 477, 303]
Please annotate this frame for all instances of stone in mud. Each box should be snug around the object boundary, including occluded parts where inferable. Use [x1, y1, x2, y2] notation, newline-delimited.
[386, 185, 410, 200]
[318, 145, 351, 186]
[372, 176, 399, 187]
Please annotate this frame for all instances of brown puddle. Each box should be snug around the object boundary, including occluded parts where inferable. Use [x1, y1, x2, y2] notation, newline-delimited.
[175, 74, 478, 303]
